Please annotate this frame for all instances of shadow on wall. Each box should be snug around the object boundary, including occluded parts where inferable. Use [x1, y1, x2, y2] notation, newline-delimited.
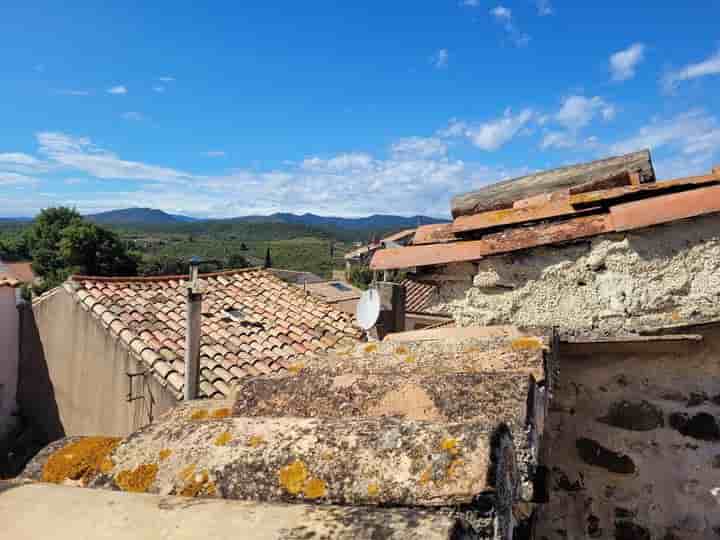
[16, 302, 64, 446]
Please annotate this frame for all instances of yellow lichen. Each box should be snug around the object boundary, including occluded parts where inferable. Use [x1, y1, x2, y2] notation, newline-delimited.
[287, 362, 305, 374]
[210, 408, 231, 419]
[179, 464, 196, 482]
[394, 345, 409, 355]
[363, 343, 378, 353]
[671, 310, 681, 321]
[99, 458, 114, 474]
[403, 354, 417, 364]
[248, 435, 265, 448]
[115, 463, 158, 493]
[447, 458, 463, 479]
[278, 460, 307, 495]
[42, 436, 121, 484]
[419, 467, 432, 486]
[367, 483, 380, 496]
[180, 469, 213, 497]
[214, 431, 232, 446]
[190, 409, 209, 421]
[158, 449, 172, 461]
[441, 438, 459, 456]
[510, 337, 543, 351]
[303, 477, 327, 499]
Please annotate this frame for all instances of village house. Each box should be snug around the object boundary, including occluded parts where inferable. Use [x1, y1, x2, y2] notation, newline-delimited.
[4, 149, 720, 539]
[343, 227, 417, 270]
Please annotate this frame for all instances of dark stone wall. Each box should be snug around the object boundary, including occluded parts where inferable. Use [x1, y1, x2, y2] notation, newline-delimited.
[536, 328, 720, 540]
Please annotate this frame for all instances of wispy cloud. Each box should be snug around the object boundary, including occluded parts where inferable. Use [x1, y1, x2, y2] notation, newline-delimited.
[158, 76, 176, 82]
[439, 108, 535, 151]
[610, 43, 645, 81]
[0, 172, 38, 185]
[121, 111, 145, 121]
[663, 49, 720, 91]
[462, 0, 479, 6]
[490, 6, 530, 47]
[152, 85, 165, 93]
[610, 110, 720, 160]
[430, 48, 449, 69]
[204, 151, 226, 158]
[536, 0, 553, 16]
[390, 137, 447, 159]
[0, 152, 53, 174]
[54, 89, 92, 96]
[107, 85, 128, 95]
[556, 95, 615, 130]
[36, 132, 191, 183]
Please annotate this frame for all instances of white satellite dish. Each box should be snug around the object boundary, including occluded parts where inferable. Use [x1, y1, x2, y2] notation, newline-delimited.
[356, 288, 381, 330]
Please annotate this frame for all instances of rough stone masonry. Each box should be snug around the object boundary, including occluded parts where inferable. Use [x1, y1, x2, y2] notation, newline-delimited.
[428, 213, 720, 337]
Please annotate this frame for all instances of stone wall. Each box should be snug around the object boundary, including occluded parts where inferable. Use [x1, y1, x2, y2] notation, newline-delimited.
[427, 214, 720, 337]
[0, 287, 19, 441]
[536, 329, 720, 539]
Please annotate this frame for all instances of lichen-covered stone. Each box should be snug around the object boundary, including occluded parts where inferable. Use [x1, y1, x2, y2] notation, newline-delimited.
[84, 415, 515, 508]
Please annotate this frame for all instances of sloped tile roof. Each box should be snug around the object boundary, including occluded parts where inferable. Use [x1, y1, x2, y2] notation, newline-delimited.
[372, 167, 720, 270]
[4, 261, 35, 283]
[0, 275, 21, 288]
[65, 268, 362, 398]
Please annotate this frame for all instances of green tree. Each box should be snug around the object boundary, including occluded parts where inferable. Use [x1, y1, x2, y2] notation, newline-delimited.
[264, 246, 272, 268]
[28, 207, 138, 291]
[226, 252, 249, 269]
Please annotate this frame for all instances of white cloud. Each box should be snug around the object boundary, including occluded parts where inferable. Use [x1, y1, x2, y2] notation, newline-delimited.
[431, 48, 449, 69]
[107, 85, 127, 95]
[540, 131, 576, 150]
[55, 89, 92, 96]
[204, 151, 226, 157]
[663, 49, 720, 91]
[609, 110, 720, 162]
[556, 95, 615, 130]
[391, 137, 448, 159]
[536, 0, 553, 16]
[440, 108, 535, 151]
[610, 43, 645, 81]
[490, 6, 530, 46]
[0, 172, 38, 185]
[153, 85, 165, 93]
[0, 152, 52, 174]
[462, 0, 479, 6]
[158, 76, 175, 82]
[36, 131, 191, 183]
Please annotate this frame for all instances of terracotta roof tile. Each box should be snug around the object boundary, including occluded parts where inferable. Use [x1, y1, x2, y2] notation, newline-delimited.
[68, 268, 361, 398]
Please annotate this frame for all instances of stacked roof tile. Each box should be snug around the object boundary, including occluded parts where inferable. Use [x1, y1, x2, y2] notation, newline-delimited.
[371, 163, 720, 270]
[64, 268, 362, 398]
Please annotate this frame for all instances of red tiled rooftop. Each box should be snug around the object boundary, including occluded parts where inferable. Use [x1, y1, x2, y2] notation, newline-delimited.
[65, 268, 362, 398]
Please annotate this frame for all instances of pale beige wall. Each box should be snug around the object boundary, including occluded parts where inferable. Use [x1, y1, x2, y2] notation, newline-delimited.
[18, 288, 177, 441]
[536, 328, 720, 539]
[0, 287, 19, 439]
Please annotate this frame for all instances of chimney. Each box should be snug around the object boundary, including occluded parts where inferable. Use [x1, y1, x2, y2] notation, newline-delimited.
[375, 281, 406, 339]
[184, 257, 202, 400]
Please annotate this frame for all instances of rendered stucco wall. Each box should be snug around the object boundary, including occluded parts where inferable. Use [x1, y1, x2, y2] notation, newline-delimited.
[536, 330, 720, 539]
[430, 214, 720, 337]
[0, 287, 19, 439]
[18, 288, 177, 441]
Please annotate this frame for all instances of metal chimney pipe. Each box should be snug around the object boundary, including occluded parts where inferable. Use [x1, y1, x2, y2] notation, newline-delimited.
[184, 257, 202, 401]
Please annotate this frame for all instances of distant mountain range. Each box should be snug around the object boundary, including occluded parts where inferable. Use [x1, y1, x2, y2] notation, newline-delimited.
[83, 208, 447, 230]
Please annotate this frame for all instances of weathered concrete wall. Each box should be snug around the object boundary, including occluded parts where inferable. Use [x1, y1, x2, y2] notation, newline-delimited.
[0, 288, 19, 440]
[430, 214, 720, 336]
[17, 288, 177, 442]
[536, 328, 720, 539]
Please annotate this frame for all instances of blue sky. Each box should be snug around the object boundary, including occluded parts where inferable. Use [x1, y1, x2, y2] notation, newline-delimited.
[1, 2, 719, 218]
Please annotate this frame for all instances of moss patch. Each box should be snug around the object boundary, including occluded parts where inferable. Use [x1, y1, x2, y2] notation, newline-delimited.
[115, 463, 159, 493]
[42, 436, 121, 484]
